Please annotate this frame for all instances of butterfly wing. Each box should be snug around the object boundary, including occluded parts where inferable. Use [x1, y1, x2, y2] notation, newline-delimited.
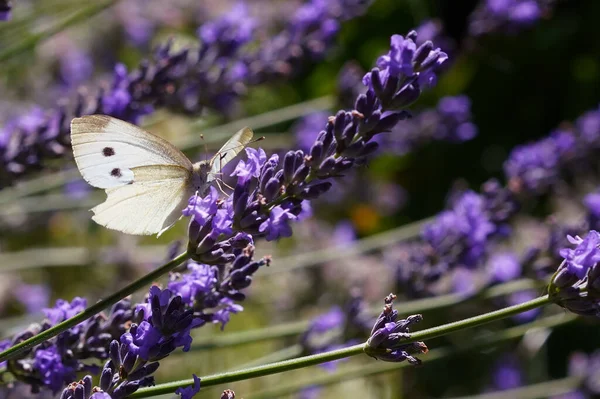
[71, 115, 194, 236]
[91, 165, 194, 236]
[71, 115, 193, 189]
[208, 127, 254, 181]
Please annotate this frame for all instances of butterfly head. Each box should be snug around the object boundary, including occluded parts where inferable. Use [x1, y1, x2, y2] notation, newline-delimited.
[191, 161, 212, 194]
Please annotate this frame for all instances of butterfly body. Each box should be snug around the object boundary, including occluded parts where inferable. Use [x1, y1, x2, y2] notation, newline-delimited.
[70, 115, 253, 236]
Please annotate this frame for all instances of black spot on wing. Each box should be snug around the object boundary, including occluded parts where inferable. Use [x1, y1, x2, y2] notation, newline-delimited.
[103, 147, 115, 157]
[111, 168, 122, 178]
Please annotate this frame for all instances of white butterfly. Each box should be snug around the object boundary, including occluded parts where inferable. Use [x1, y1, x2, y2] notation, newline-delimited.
[70, 115, 253, 236]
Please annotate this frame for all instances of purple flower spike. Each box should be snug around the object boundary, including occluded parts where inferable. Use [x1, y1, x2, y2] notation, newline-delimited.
[549, 231, 600, 317]
[363, 32, 447, 110]
[365, 294, 427, 364]
[176, 374, 201, 399]
[559, 232, 600, 280]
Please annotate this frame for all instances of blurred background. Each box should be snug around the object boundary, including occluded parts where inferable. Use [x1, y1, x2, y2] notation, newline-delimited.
[1, 0, 600, 398]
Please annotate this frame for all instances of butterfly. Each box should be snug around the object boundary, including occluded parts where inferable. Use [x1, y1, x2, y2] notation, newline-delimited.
[70, 115, 253, 236]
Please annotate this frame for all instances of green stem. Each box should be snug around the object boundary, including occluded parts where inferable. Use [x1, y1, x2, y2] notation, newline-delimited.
[0, 0, 119, 63]
[130, 295, 554, 397]
[247, 313, 577, 399]
[129, 343, 365, 398]
[0, 251, 191, 363]
[397, 295, 551, 348]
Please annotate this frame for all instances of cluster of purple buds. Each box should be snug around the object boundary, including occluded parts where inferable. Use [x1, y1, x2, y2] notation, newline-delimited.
[169, 246, 268, 327]
[0, 297, 132, 394]
[0, 0, 373, 189]
[549, 230, 600, 316]
[184, 31, 448, 247]
[469, 0, 551, 36]
[363, 32, 447, 111]
[364, 294, 427, 363]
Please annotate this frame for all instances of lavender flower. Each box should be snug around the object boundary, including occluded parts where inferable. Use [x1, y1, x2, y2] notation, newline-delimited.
[549, 230, 600, 316]
[491, 355, 523, 391]
[1, 297, 133, 394]
[184, 30, 447, 251]
[364, 294, 427, 363]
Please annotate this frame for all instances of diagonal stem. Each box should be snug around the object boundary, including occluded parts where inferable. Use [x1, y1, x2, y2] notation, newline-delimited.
[0, 251, 191, 363]
[129, 295, 554, 397]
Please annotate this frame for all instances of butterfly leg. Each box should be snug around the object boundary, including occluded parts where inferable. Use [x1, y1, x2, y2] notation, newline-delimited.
[214, 179, 231, 197]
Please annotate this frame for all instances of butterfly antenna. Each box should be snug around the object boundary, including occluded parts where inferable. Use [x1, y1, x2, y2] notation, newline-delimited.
[200, 133, 209, 162]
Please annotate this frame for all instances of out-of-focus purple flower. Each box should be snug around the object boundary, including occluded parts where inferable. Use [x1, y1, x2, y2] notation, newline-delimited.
[566, 351, 600, 395]
[434, 96, 477, 142]
[508, 290, 541, 323]
[199, 2, 255, 57]
[376, 94, 477, 155]
[14, 283, 50, 313]
[43, 297, 87, 326]
[585, 192, 600, 230]
[491, 354, 523, 391]
[176, 374, 201, 399]
[337, 61, 366, 108]
[584, 193, 600, 218]
[64, 178, 91, 200]
[469, 0, 548, 36]
[414, 19, 456, 60]
[0, 0, 11, 21]
[422, 191, 495, 268]
[452, 268, 477, 296]
[59, 48, 94, 87]
[488, 252, 521, 283]
[332, 221, 357, 247]
[504, 129, 576, 194]
[576, 106, 600, 147]
[115, 0, 156, 46]
[299, 386, 322, 399]
[293, 112, 330, 151]
[365, 294, 427, 363]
